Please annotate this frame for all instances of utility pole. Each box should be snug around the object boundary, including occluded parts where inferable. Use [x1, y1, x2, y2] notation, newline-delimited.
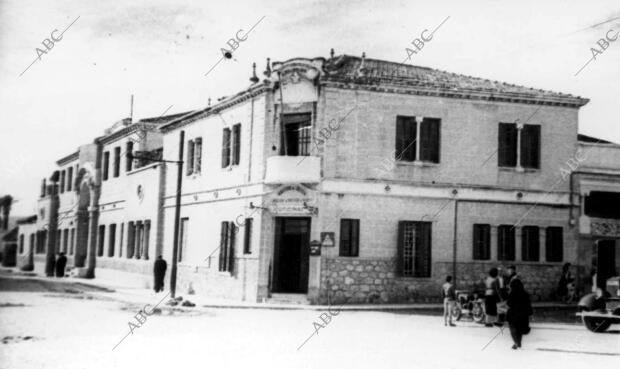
[128, 130, 184, 298]
[170, 131, 184, 298]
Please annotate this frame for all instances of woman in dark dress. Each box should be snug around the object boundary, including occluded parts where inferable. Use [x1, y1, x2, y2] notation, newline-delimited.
[507, 278, 533, 349]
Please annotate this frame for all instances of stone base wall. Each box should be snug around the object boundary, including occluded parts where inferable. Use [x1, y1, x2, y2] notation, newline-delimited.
[319, 257, 584, 304]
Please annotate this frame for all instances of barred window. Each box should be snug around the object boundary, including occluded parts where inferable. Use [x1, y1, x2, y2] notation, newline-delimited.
[397, 221, 431, 277]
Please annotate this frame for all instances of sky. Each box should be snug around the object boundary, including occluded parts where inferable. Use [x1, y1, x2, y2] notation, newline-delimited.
[1, 0, 619, 216]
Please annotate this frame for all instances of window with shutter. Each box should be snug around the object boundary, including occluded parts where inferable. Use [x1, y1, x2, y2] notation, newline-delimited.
[497, 225, 516, 261]
[67, 167, 73, 191]
[60, 170, 66, 193]
[232, 124, 241, 165]
[520, 124, 540, 169]
[473, 224, 491, 260]
[395, 116, 416, 162]
[222, 128, 231, 167]
[498, 123, 518, 167]
[545, 227, 563, 262]
[186, 140, 194, 175]
[228, 222, 236, 274]
[194, 137, 202, 174]
[521, 226, 539, 261]
[414, 222, 432, 277]
[420, 118, 440, 163]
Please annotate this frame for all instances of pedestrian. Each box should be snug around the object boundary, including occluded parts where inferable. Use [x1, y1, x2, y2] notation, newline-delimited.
[442, 275, 456, 327]
[55, 252, 67, 278]
[484, 267, 501, 327]
[557, 263, 575, 303]
[506, 278, 532, 350]
[153, 255, 167, 293]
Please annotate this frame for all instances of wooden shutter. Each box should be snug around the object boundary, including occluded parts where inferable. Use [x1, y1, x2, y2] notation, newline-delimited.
[126, 141, 134, 172]
[194, 137, 202, 174]
[222, 128, 231, 167]
[521, 125, 540, 169]
[498, 123, 517, 167]
[420, 118, 440, 163]
[414, 222, 432, 277]
[395, 116, 416, 161]
[219, 221, 228, 271]
[232, 124, 241, 165]
[186, 140, 194, 175]
[228, 222, 236, 273]
[545, 227, 562, 262]
[396, 221, 406, 276]
[103, 151, 110, 180]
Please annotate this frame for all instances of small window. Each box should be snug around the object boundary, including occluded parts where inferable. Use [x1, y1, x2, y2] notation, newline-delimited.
[497, 225, 516, 261]
[232, 124, 241, 165]
[194, 137, 202, 174]
[498, 123, 518, 167]
[545, 227, 563, 262]
[473, 224, 491, 260]
[521, 226, 539, 262]
[103, 151, 110, 181]
[113, 147, 121, 177]
[243, 218, 253, 254]
[397, 221, 431, 277]
[187, 140, 195, 175]
[339, 219, 360, 257]
[222, 128, 231, 167]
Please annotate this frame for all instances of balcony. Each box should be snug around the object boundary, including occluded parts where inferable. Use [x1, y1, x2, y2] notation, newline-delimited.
[264, 156, 321, 184]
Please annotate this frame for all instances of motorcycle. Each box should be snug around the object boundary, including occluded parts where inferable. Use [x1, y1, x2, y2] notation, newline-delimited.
[451, 290, 486, 323]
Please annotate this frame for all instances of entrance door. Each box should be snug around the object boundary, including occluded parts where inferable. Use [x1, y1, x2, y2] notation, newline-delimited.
[596, 239, 617, 288]
[273, 217, 310, 293]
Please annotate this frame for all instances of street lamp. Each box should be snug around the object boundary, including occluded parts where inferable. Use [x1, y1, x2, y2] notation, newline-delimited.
[128, 130, 184, 298]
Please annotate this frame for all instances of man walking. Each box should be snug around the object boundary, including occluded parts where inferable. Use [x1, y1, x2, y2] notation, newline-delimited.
[153, 255, 167, 293]
[55, 252, 67, 277]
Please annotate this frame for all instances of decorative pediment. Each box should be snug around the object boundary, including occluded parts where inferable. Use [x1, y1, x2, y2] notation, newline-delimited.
[271, 58, 324, 85]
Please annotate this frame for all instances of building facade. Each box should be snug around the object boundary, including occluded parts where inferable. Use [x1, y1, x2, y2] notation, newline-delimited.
[17, 54, 620, 304]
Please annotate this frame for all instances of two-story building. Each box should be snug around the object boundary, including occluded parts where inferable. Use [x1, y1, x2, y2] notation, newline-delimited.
[16, 52, 620, 304]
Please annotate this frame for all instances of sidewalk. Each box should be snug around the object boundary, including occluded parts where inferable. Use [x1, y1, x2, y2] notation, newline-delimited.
[0, 266, 575, 312]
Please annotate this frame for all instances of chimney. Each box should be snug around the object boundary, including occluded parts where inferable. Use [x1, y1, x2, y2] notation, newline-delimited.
[250, 62, 259, 83]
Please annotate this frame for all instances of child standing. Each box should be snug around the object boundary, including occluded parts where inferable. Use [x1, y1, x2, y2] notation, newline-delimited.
[443, 276, 456, 327]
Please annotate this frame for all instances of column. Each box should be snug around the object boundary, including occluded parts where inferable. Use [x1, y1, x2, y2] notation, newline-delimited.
[415, 116, 424, 162]
[490, 225, 498, 261]
[85, 206, 99, 278]
[514, 226, 522, 262]
[134, 221, 142, 259]
[143, 220, 151, 260]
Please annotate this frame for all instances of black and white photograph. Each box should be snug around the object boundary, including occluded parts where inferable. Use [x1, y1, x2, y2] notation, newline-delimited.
[0, 0, 619, 368]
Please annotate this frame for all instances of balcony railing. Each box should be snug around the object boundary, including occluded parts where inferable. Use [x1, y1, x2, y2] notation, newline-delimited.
[264, 156, 321, 184]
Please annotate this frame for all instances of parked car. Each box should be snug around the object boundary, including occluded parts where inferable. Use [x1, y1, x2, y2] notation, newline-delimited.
[576, 276, 620, 332]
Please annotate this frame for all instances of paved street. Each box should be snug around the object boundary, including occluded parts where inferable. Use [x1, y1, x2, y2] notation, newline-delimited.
[0, 274, 618, 369]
